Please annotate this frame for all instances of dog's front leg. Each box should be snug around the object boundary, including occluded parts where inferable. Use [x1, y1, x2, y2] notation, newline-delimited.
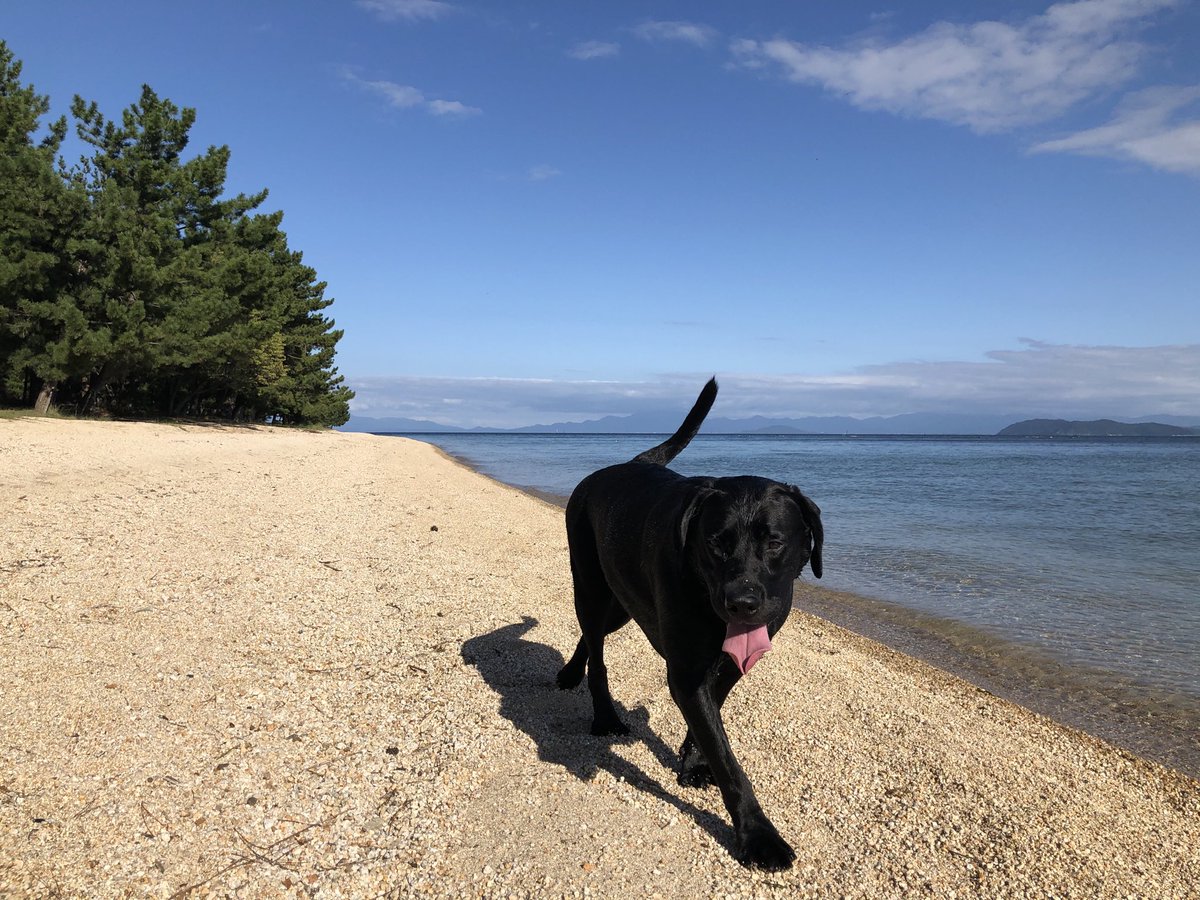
[667, 666, 796, 870]
[678, 656, 742, 787]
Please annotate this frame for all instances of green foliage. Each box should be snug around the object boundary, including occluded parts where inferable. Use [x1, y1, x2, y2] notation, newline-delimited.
[0, 41, 353, 426]
[0, 41, 84, 402]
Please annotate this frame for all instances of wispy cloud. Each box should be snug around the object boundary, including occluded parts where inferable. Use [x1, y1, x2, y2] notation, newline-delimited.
[342, 70, 480, 117]
[1030, 85, 1200, 175]
[526, 164, 562, 181]
[568, 40, 620, 61]
[634, 20, 719, 48]
[785, 340, 1200, 417]
[346, 342, 1200, 428]
[731, 0, 1176, 133]
[425, 98, 481, 117]
[355, 0, 453, 22]
[356, 80, 424, 109]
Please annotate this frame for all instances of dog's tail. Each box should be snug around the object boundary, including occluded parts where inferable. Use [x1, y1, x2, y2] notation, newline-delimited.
[633, 377, 718, 466]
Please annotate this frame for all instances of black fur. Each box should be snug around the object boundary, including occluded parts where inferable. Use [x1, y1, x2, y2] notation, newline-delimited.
[558, 377, 823, 870]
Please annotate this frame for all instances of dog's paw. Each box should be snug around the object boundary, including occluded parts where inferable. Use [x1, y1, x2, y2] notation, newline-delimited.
[677, 735, 715, 787]
[555, 665, 583, 690]
[589, 716, 630, 736]
[677, 763, 715, 788]
[735, 820, 796, 871]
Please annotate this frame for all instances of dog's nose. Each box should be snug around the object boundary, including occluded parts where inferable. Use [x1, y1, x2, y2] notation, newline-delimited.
[725, 594, 761, 618]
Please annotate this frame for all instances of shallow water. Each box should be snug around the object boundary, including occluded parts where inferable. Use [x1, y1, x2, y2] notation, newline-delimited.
[392, 432, 1200, 776]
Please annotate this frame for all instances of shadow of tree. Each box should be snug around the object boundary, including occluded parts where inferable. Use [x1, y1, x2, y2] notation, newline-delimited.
[461, 616, 732, 851]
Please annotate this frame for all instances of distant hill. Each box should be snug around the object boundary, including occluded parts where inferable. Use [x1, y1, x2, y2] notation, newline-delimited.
[342, 412, 1200, 437]
[342, 411, 1021, 435]
[339, 416, 467, 433]
[748, 425, 811, 435]
[998, 418, 1200, 437]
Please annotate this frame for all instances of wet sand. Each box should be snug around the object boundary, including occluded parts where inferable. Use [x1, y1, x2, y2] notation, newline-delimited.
[1, 419, 1197, 897]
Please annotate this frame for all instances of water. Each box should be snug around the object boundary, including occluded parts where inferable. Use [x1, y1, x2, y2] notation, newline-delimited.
[392, 432, 1200, 777]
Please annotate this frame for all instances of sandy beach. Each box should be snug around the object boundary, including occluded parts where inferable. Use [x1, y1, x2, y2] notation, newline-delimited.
[1, 419, 1197, 898]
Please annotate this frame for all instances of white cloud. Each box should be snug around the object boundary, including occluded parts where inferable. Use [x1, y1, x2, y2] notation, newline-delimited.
[634, 20, 719, 48]
[790, 340, 1200, 416]
[355, 0, 453, 22]
[1030, 85, 1200, 174]
[568, 40, 620, 61]
[359, 80, 425, 109]
[342, 70, 480, 117]
[526, 164, 562, 181]
[345, 342, 1200, 428]
[731, 0, 1176, 133]
[426, 98, 482, 117]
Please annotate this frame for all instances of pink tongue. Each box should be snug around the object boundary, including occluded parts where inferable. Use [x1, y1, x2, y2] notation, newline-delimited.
[722, 623, 772, 675]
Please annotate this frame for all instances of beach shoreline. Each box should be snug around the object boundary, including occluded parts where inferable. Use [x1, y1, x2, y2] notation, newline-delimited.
[428, 438, 1200, 781]
[2, 419, 1197, 897]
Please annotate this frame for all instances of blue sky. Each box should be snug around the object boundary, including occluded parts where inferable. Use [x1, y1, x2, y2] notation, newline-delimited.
[6, 0, 1200, 427]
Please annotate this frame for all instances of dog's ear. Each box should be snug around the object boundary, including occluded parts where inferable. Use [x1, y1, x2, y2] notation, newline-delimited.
[679, 487, 718, 549]
[785, 485, 823, 579]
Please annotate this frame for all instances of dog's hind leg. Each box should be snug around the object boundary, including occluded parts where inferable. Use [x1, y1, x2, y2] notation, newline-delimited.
[557, 598, 630, 686]
[559, 524, 620, 689]
[581, 599, 631, 736]
[561, 503, 633, 734]
[561, 539, 631, 734]
[556, 637, 589, 689]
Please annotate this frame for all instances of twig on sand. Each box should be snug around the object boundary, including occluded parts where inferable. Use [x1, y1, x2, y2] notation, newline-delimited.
[168, 819, 329, 898]
[140, 801, 168, 832]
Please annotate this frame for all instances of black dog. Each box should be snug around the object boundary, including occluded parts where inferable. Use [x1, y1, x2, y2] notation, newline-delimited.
[557, 377, 823, 870]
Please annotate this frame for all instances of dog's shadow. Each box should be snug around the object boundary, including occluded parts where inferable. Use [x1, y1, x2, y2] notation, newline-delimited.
[461, 616, 731, 850]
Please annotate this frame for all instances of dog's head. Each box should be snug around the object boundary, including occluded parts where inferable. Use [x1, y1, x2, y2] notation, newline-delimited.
[681, 477, 823, 627]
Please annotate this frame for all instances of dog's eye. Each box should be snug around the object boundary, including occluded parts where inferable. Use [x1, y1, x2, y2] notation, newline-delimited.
[707, 536, 728, 558]
[766, 539, 785, 555]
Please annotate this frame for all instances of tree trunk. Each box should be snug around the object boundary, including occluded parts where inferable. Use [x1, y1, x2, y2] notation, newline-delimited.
[81, 364, 115, 414]
[34, 382, 56, 415]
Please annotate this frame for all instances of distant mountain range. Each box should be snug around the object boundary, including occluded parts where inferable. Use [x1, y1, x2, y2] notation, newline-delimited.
[341, 411, 1200, 436]
[999, 418, 1200, 437]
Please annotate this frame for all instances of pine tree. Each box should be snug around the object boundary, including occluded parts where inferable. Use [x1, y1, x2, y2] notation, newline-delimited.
[68, 86, 267, 412]
[266, 244, 353, 426]
[0, 40, 86, 411]
[1, 45, 354, 424]
[67, 86, 352, 423]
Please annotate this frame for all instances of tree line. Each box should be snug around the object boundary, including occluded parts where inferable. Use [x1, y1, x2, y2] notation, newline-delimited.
[0, 41, 353, 426]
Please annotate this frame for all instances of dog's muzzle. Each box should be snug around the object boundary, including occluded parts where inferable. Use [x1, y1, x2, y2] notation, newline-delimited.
[723, 578, 767, 622]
